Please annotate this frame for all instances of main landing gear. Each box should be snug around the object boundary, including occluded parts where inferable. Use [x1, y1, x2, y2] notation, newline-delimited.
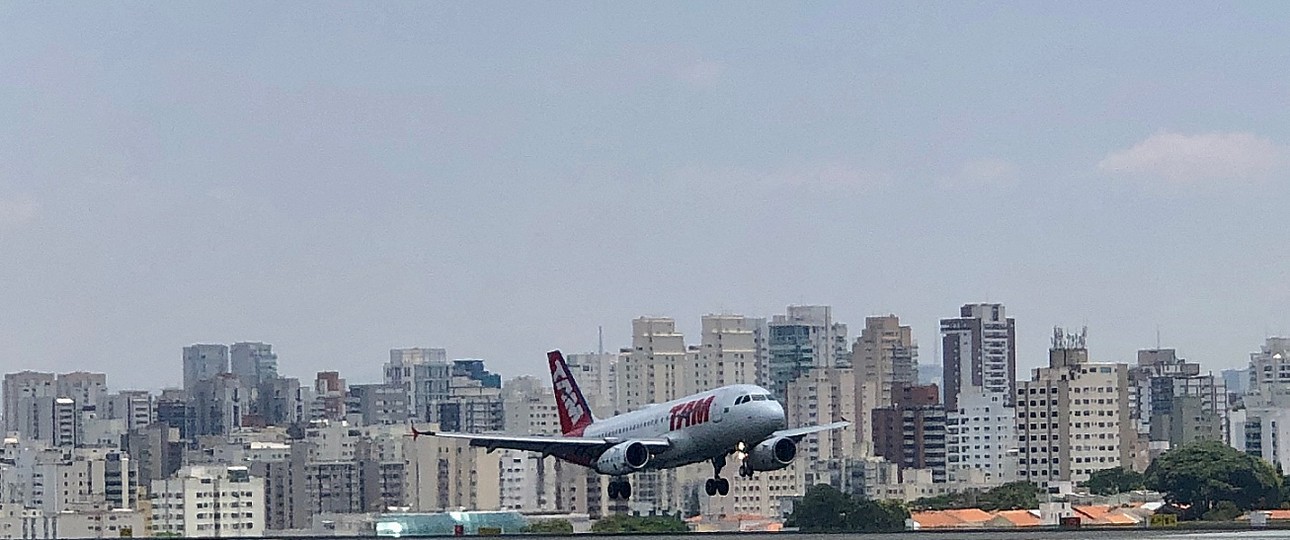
[607, 477, 632, 500]
[704, 455, 730, 496]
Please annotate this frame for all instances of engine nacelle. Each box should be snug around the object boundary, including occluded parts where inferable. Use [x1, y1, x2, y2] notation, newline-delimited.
[594, 441, 651, 475]
[747, 436, 796, 471]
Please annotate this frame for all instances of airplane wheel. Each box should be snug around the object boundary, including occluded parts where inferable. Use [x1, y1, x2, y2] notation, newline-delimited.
[608, 481, 620, 500]
[704, 478, 717, 496]
[739, 463, 751, 478]
[717, 478, 730, 496]
[620, 481, 632, 500]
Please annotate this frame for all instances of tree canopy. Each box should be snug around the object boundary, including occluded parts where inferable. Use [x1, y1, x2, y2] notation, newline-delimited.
[523, 519, 574, 534]
[1083, 467, 1146, 496]
[785, 484, 909, 533]
[1145, 439, 1282, 520]
[590, 515, 688, 533]
[911, 481, 1039, 512]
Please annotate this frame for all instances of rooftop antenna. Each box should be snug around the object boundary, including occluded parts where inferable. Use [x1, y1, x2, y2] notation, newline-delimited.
[598, 325, 604, 356]
[1156, 326, 1161, 350]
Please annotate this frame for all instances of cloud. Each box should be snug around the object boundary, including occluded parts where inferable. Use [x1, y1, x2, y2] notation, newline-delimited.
[0, 196, 39, 227]
[942, 158, 1020, 190]
[1099, 131, 1288, 185]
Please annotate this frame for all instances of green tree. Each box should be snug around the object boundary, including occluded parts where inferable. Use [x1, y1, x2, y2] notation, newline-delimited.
[978, 481, 1040, 511]
[910, 492, 966, 511]
[523, 519, 574, 534]
[1145, 439, 1283, 520]
[1083, 467, 1146, 495]
[785, 484, 909, 533]
[590, 515, 688, 533]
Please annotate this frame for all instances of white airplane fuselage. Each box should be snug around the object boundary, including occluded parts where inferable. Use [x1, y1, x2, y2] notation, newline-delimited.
[580, 384, 786, 471]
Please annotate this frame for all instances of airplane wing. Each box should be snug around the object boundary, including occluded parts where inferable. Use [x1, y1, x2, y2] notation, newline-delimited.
[771, 421, 851, 441]
[412, 425, 670, 465]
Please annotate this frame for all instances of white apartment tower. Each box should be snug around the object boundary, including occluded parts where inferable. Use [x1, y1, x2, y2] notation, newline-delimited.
[941, 303, 1016, 410]
[946, 390, 1018, 486]
[1016, 328, 1133, 483]
[1246, 337, 1290, 408]
[698, 314, 761, 388]
[1238, 337, 1290, 470]
[150, 465, 265, 538]
[619, 318, 689, 412]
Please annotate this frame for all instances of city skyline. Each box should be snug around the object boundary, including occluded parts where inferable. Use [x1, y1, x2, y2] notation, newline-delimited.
[3, 3, 1288, 390]
[1, 307, 1271, 393]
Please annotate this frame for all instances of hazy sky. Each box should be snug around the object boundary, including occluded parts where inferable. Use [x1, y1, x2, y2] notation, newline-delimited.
[2, 3, 1288, 390]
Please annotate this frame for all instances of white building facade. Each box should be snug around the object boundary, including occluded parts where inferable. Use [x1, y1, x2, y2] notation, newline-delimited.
[150, 465, 265, 538]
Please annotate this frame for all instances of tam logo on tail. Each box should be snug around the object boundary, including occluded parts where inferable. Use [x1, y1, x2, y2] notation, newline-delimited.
[549, 350, 595, 435]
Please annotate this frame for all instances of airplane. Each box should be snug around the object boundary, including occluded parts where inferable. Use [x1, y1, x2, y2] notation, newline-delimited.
[411, 350, 849, 501]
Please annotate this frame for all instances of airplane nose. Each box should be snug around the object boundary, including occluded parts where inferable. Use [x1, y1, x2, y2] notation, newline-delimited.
[766, 401, 786, 430]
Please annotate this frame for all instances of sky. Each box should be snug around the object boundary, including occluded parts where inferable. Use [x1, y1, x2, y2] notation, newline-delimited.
[2, 2, 1288, 390]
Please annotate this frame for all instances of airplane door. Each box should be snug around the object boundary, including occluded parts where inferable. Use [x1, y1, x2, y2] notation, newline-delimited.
[710, 396, 725, 424]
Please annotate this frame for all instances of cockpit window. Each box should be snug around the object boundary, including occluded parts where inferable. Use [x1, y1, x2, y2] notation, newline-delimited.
[752, 394, 767, 401]
[736, 395, 750, 405]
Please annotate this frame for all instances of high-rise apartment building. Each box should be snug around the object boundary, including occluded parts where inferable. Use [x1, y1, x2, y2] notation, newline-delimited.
[183, 344, 229, 394]
[437, 370, 505, 434]
[3, 371, 55, 436]
[54, 372, 107, 412]
[1129, 348, 1227, 460]
[697, 314, 761, 388]
[1016, 328, 1133, 483]
[104, 390, 155, 431]
[230, 342, 278, 387]
[871, 384, 948, 482]
[149, 465, 265, 538]
[191, 373, 246, 438]
[4, 371, 108, 447]
[1238, 337, 1290, 470]
[941, 303, 1016, 410]
[767, 305, 849, 399]
[155, 389, 194, 441]
[346, 383, 409, 426]
[312, 371, 347, 421]
[787, 367, 858, 468]
[1245, 337, 1290, 408]
[946, 389, 1018, 486]
[385, 348, 451, 422]
[619, 318, 688, 413]
[854, 315, 918, 407]
[5, 446, 134, 513]
[403, 434, 501, 512]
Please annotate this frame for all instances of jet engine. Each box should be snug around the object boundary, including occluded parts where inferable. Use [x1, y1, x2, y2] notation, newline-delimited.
[595, 441, 651, 475]
[746, 436, 796, 471]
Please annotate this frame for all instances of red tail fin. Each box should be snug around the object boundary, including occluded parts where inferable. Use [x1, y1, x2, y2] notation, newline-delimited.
[549, 350, 594, 435]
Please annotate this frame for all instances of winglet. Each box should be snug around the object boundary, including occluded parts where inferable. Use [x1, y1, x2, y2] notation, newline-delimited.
[549, 350, 595, 435]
